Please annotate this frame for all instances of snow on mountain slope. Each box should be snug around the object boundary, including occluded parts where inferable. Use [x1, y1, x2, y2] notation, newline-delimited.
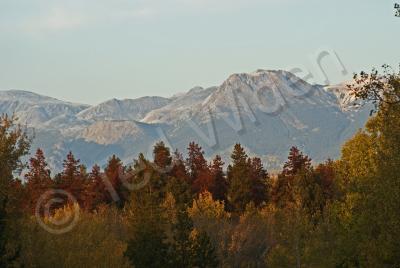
[324, 82, 363, 111]
[142, 86, 217, 124]
[0, 70, 371, 172]
[0, 90, 89, 127]
[77, 96, 171, 122]
[140, 70, 370, 169]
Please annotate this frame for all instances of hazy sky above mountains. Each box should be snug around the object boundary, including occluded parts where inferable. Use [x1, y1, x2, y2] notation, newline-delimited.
[0, 0, 398, 105]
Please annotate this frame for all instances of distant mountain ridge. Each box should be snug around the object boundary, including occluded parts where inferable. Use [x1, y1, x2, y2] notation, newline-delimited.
[77, 96, 171, 122]
[0, 70, 370, 172]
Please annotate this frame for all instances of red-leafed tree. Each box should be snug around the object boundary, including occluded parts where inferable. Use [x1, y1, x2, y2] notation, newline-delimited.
[83, 164, 108, 211]
[24, 148, 53, 214]
[104, 155, 127, 206]
[186, 142, 212, 194]
[57, 151, 87, 207]
[153, 141, 172, 170]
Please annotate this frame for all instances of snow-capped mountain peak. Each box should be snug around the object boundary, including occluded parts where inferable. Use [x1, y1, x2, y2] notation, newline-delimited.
[0, 69, 370, 172]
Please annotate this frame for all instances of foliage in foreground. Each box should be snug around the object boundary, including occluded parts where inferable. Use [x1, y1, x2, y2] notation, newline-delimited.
[0, 65, 399, 267]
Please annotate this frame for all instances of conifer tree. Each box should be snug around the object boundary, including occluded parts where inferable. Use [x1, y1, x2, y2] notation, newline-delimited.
[314, 159, 337, 203]
[125, 185, 170, 268]
[209, 155, 227, 202]
[227, 144, 252, 212]
[282, 146, 312, 176]
[170, 150, 190, 183]
[125, 154, 179, 267]
[83, 165, 107, 211]
[190, 230, 219, 268]
[186, 142, 212, 194]
[249, 157, 269, 206]
[24, 148, 53, 214]
[163, 150, 193, 207]
[153, 141, 172, 170]
[57, 151, 86, 207]
[272, 146, 312, 207]
[105, 155, 128, 206]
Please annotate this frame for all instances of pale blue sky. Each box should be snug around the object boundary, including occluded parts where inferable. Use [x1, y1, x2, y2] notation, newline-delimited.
[0, 0, 398, 105]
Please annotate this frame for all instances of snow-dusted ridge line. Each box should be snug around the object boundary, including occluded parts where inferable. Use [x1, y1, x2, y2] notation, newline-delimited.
[0, 70, 368, 172]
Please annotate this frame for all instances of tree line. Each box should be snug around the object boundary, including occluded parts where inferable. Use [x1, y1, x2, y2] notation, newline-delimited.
[0, 65, 399, 267]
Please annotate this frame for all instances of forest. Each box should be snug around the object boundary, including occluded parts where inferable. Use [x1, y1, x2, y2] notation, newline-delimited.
[0, 66, 399, 267]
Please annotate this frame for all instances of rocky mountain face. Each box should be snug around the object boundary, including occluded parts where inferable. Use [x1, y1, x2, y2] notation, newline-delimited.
[77, 96, 171, 122]
[0, 70, 370, 172]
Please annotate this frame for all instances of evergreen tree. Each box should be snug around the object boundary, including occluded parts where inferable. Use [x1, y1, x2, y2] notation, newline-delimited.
[125, 187, 170, 268]
[83, 165, 108, 211]
[190, 230, 219, 268]
[169, 210, 195, 267]
[104, 155, 129, 206]
[314, 160, 337, 203]
[170, 149, 190, 183]
[186, 142, 212, 194]
[209, 155, 227, 202]
[57, 152, 86, 207]
[167, 195, 219, 268]
[105, 155, 123, 190]
[282, 146, 312, 176]
[24, 148, 53, 214]
[249, 157, 269, 206]
[153, 141, 172, 170]
[165, 150, 193, 207]
[125, 157, 178, 267]
[227, 144, 252, 212]
[272, 147, 312, 207]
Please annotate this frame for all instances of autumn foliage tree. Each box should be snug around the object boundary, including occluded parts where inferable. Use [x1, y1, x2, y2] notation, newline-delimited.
[153, 141, 172, 170]
[24, 148, 53, 214]
[83, 165, 107, 211]
[272, 146, 312, 207]
[0, 115, 30, 266]
[186, 142, 212, 194]
[56, 152, 87, 208]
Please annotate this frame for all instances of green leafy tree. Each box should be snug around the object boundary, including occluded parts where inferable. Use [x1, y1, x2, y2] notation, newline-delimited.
[0, 115, 30, 266]
[334, 65, 400, 266]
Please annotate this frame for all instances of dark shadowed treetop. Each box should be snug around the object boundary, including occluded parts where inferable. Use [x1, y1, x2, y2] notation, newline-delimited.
[282, 146, 312, 176]
[153, 141, 172, 169]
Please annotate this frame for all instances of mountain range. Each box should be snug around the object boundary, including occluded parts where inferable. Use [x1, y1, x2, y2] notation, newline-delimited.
[0, 70, 370, 172]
